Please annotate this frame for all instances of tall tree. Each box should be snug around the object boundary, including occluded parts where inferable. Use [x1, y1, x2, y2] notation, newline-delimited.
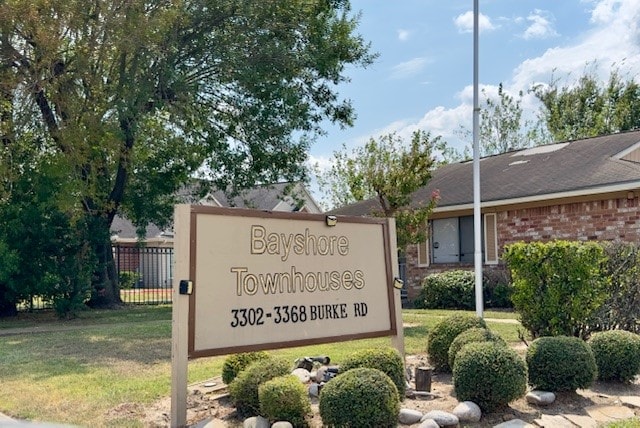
[317, 130, 440, 251]
[0, 0, 374, 308]
[532, 69, 640, 142]
[458, 83, 550, 156]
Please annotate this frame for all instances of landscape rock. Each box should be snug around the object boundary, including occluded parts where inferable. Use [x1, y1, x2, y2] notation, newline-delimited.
[452, 400, 481, 422]
[421, 410, 459, 427]
[418, 419, 439, 428]
[291, 368, 311, 383]
[243, 416, 270, 428]
[398, 408, 423, 425]
[525, 390, 556, 406]
[308, 382, 320, 397]
[493, 419, 536, 428]
[272, 422, 293, 428]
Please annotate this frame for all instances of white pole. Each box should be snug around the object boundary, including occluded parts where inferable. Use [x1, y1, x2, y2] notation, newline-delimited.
[473, 0, 484, 318]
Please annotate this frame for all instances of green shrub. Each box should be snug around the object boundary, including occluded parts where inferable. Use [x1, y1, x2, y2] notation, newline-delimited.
[416, 270, 474, 310]
[259, 374, 311, 427]
[427, 313, 486, 372]
[503, 240, 608, 339]
[118, 271, 140, 289]
[448, 327, 507, 370]
[483, 269, 514, 308]
[319, 367, 399, 428]
[589, 330, 640, 382]
[589, 243, 640, 334]
[229, 356, 290, 415]
[526, 336, 597, 391]
[222, 351, 270, 385]
[339, 347, 406, 398]
[453, 342, 527, 412]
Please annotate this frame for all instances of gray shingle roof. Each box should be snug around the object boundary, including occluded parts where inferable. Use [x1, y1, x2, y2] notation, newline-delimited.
[331, 130, 640, 216]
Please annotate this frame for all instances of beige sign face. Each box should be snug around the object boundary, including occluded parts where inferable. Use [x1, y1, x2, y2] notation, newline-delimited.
[184, 206, 396, 358]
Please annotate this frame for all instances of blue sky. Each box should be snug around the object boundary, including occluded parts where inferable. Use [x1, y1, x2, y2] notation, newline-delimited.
[309, 0, 640, 172]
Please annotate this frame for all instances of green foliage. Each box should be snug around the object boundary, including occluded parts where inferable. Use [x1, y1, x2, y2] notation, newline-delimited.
[339, 347, 406, 398]
[448, 327, 507, 370]
[483, 270, 514, 309]
[588, 243, 640, 334]
[228, 356, 291, 416]
[0, 0, 374, 306]
[319, 367, 399, 428]
[458, 83, 550, 156]
[453, 342, 527, 412]
[0, 151, 95, 318]
[316, 130, 441, 251]
[258, 375, 311, 427]
[117, 271, 141, 290]
[589, 330, 640, 382]
[426, 313, 487, 372]
[416, 270, 475, 310]
[526, 336, 597, 392]
[533, 68, 640, 142]
[503, 240, 608, 339]
[222, 351, 271, 385]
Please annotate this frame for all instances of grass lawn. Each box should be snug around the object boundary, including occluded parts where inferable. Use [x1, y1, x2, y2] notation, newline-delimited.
[0, 306, 523, 427]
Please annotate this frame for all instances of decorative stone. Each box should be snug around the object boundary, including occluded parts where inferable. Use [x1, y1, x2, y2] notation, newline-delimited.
[563, 414, 597, 428]
[291, 368, 311, 383]
[308, 382, 320, 397]
[585, 405, 635, 423]
[534, 414, 575, 427]
[315, 366, 327, 382]
[620, 395, 640, 408]
[243, 415, 270, 428]
[452, 400, 481, 422]
[272, 422, 293, 428]
[418, 419, 439, 428]
[526, 390, 556, 406]
[493, 420, 536, 428]
[421, 410, 459, 427]
[398, 408, 423, 425]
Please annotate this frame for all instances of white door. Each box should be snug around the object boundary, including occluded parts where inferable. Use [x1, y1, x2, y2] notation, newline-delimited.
[432, 218, 459, 263]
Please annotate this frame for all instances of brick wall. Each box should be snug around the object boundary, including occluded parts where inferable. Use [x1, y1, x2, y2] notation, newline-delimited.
[497, 196, 640, 252]
[403, 195, 640, 302]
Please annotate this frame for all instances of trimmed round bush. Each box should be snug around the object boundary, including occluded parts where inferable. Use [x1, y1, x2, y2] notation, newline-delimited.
[229, 356, 291, 415]
[222, 351, 270, 385]
[453, 342, 527, 412]
[589, 330, 640, 382]
[259, 374, 311, 427]
[340, 347, 406, 398]
[319, 367, 400, 428]
[448, 327, 507, 370]
[526, 336, 597, 392]
[427, 313, 487, 372]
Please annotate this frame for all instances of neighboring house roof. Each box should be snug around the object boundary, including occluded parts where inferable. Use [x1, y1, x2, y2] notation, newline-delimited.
[112, 181, 322, 242]
[331, 130, 640, 216]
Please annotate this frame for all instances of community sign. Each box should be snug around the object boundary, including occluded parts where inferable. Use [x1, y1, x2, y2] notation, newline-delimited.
[174, 205, 399, 358]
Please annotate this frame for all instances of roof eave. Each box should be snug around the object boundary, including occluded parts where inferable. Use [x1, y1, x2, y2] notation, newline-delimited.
[435, 181, 640, 213]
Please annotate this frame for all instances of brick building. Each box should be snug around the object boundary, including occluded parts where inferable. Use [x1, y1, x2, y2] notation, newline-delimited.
[331, 131, 640, 302]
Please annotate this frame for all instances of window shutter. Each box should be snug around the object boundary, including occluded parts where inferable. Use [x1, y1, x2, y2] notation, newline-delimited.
[484, 213, 498, 264]
[418, 239, 430, 266]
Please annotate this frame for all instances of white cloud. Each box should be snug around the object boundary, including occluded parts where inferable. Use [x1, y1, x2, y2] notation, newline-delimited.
[511, 0, 640, 93]
[390, 57, 428, 79]
[397, 29, 411, 41]
[454, 11, 497, 34]
[522, 9, 559, 40]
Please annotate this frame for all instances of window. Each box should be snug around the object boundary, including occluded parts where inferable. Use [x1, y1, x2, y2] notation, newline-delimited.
[430, 214, 498, 264]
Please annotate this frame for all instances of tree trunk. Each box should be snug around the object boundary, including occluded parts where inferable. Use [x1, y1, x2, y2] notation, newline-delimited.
[86, 215, 122, 308]
[0, 284, 17, 317]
